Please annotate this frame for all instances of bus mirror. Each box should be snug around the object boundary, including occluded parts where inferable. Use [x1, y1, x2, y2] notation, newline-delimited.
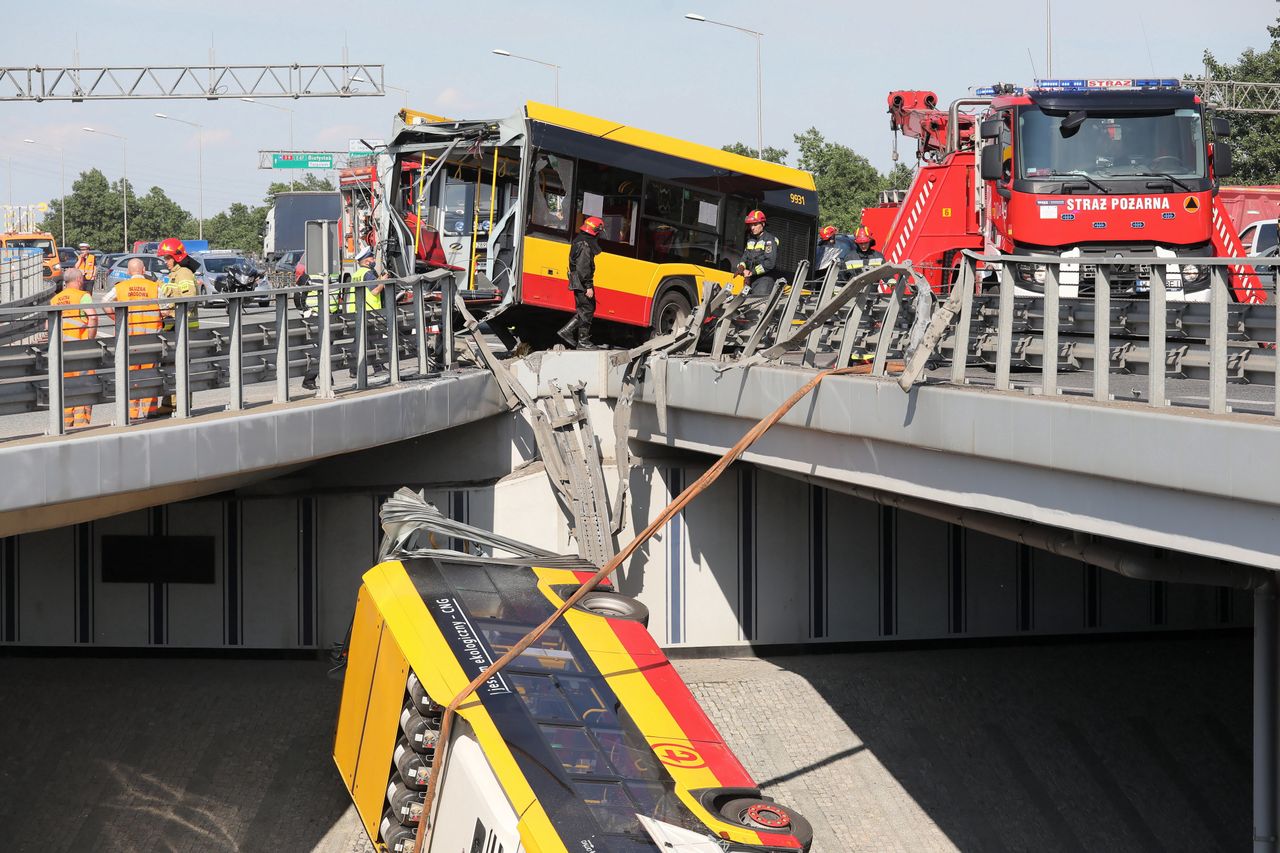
[979, 119, 1003, 140]
[1059, 110, 1088, 138]
[1213, 142, 1234, 178]
[1212, 116, 1230, 138]
[980, 144, 1004, 181]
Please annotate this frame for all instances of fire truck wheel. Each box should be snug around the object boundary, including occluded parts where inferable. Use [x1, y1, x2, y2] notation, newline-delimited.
[574, 590, 649, 627]
[651, 288, 692, 335]
[718, 798, 813, 846]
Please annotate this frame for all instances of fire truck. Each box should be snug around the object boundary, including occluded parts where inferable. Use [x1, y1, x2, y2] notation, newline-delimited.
[871, 78, 1263, 303]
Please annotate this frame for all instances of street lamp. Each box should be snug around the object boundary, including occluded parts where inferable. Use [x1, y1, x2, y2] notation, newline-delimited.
[82, 127, 129, 251]
[491, 49, 560, 107]
[23, 138, 66, 246]
[350, 76, 408, 108]
[241, 97, 296, 190]
[685, 13, 764, 159]
[154, 113, 204, 239]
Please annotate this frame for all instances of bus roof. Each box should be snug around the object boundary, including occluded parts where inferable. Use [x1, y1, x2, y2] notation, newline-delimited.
[525, 102, 816, 193]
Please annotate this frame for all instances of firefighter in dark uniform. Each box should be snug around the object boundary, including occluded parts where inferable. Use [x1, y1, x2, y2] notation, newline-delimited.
[843, 225, 885, 277]
[815, 224, 846, 276]
[558, 216, 604, 349]
[737, 209, 780, 296]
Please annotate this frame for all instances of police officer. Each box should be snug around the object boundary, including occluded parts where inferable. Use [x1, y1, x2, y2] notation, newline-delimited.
[557, 216, 603, 350]
[737, 210, 779, 296]
[844, 226, 885, 277]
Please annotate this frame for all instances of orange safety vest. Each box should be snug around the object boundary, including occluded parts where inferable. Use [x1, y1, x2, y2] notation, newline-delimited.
[116, 277, 163, 334]
[75, 252, 96, 278]
[51, 288, 95, 340]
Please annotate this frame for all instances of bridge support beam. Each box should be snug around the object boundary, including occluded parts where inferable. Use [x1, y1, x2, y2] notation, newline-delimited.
[1257, 578, 1279, 853]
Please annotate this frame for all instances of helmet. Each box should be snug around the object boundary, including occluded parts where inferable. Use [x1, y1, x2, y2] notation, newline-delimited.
[854, 226, 874, 248]
[818, 225, 838, 242]
[156, 237, 188, 263]
[745, 210, 767, 225]
[580, 216, 605, 236]
[356, 246, 374, 262]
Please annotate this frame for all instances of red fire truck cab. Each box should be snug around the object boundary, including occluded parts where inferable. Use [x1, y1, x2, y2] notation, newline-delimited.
[877, 78, 1262, 303]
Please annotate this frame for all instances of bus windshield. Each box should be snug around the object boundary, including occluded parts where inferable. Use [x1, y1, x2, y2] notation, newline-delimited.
[1017, 107, 1205, 182]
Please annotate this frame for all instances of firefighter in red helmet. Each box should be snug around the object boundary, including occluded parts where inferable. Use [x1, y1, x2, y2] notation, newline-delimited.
[844, 225, 884, 276]
[737, 209, 780, 296]
[558, 216, 604, 349]
[815, 224, 847, 275]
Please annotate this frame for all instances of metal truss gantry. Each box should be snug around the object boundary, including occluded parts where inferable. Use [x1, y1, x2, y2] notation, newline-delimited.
[0, 64, 384, 101]
[1183, 78, 1280, 115]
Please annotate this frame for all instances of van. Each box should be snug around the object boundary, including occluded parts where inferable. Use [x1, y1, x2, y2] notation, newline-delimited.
[0, 232, 61, 280]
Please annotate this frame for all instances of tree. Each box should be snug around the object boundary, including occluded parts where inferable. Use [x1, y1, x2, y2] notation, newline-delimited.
[721, 142, 789, 164]
[1200, 18, 1280, 184]
[38, 168, 137, 251]
[202, 202, 269, 257]
[792, 128, 884, 227]
[263, 173, 336, 204]
[881, 162, 916, 192]
[129, 187, 197, 244]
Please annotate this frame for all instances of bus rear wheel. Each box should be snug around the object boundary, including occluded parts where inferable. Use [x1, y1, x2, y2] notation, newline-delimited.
[651, 289, 692, 336]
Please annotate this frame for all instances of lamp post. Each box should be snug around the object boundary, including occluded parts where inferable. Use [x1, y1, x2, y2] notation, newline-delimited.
[685, 13, 763, 159]
[350, 76, 409, 109]
[491, 49, 560, 107]
[154, 114, 204, 240]
[241, 97, 296, 190]
[82, 127, 128, 251]
[23, 139, 66, 246]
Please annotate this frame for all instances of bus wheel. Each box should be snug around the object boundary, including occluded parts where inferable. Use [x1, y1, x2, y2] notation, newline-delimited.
[718, 798, 813, 845]
[575, 590, 649, 627]
[651, 289, 692, 336]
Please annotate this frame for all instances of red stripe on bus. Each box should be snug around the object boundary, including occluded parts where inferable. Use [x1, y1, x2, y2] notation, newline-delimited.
[520, 272, 654, 327]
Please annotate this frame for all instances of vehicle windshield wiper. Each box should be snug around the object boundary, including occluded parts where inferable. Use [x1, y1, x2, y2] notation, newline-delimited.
[1110, 170, 1194, 192]
[1042, 171, 1111, 194]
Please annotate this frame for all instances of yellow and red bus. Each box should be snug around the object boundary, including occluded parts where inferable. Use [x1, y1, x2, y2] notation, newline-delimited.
[333, 555, 814, 852]
[374, 103, 817, 346]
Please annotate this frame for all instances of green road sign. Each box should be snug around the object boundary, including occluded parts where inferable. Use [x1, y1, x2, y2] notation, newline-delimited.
[272, 153, 334, 170]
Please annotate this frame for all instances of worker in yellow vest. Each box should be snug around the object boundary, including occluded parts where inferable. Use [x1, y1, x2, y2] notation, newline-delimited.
[346, 247, 385, 313]
[49, 268, 99, 429]
[105, 258, 164, 421]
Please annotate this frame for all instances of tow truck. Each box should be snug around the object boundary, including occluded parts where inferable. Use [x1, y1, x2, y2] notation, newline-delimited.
[869, 78, 1263, 303]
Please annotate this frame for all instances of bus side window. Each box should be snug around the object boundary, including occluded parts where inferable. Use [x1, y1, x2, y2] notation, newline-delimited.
[575, 160, 642, 257]
[530, 153, 575, 235]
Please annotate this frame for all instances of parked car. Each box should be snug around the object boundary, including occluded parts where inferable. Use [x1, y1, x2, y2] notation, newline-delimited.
[193, 251, 271, 306]
[272, 249, 303, 274]
[101, 253, 170, 290]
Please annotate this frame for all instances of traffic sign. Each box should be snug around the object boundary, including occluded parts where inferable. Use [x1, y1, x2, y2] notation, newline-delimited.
[348, 138, 384, 157]
[272, 153, 334, 170]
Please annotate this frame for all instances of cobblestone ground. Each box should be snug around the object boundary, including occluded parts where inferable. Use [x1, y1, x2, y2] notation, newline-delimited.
[674, 634, 1251, 853]
[0, 634, 1250, 852]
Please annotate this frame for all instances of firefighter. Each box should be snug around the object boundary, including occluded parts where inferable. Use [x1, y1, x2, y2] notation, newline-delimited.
[844, 225, 885, 276]
[74, 242, 96, 282]
[815, 225, 846, 275]
[557, 216, 603, 350]
[737, 210, 779, 296]
[157, 238, 200, 331]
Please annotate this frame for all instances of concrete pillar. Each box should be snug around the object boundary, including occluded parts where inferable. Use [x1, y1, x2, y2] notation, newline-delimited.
[1256, 577, 1278, 852]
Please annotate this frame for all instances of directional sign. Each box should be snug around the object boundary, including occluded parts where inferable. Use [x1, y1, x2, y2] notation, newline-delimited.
[272, 153, 334, 170]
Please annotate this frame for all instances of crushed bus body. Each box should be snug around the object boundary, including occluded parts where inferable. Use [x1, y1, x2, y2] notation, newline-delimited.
[373, 103, 817, 348]
[333, 555, 814, 853]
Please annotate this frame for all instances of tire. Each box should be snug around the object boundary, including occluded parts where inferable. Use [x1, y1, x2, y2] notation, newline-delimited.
[293, 290, 308, 311]
[650, 287, 692, 336]
[718, 798, 814, 848]
[573, 590, 649, 627]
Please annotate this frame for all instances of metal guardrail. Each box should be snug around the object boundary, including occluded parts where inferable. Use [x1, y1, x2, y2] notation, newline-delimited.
[0, 270, 467, 437]
[0, 248, 47, 304]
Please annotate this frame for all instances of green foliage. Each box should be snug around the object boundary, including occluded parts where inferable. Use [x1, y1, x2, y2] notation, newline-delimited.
[793, 128, 885, 228]
[721, 142, 789, 164]
[263, 173, 336, 204]
[881, 162, 916, 191]
[38, 168, 135, 250]
[202, 203, 269, 257]
[1201, 18, 1280, 185]
[130, 186, 197, 245]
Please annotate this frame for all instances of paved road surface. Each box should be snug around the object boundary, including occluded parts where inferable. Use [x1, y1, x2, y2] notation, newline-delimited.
[0, 633, 1250, 852]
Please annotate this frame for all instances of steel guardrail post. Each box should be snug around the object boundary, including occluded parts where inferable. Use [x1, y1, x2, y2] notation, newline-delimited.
[47, 309, 64, 436]
[274, 292, 289, 403]
[996, 264, 1015, 391]
[414, 281, 428, 376]
[1209, 265, 1228, 414]
[1093, 268, 1111, 402]
[114, 305, 129, 425]
[803, 262, 841, 368]
[441, 274, 455, 371]
[319, 278, 333, 398]
[949, 258, 977, 385]
[1149, 265, 1168, 408]
[176, 302, 191, 418]
[228, 298, 243, 412]
[355, 288, 368, 391]
[872, 275, 905, 376]
[1042, 264, 1059, 397]
[385, 285, 400, 385]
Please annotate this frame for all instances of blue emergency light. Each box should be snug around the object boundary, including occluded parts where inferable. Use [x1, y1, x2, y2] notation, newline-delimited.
[1031, 78, 1182, 91]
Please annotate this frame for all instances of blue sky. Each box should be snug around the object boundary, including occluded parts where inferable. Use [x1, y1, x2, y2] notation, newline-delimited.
[0, 0, 1272, 224]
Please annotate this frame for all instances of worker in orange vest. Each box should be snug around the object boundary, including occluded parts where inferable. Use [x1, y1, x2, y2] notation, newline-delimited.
[49, 267, 99, 429]
[74, 242, 97, 282]
[105, 257, 164, 421]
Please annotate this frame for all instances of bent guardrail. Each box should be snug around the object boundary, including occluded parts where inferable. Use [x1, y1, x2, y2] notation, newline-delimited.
[0, 269, 477, 437]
